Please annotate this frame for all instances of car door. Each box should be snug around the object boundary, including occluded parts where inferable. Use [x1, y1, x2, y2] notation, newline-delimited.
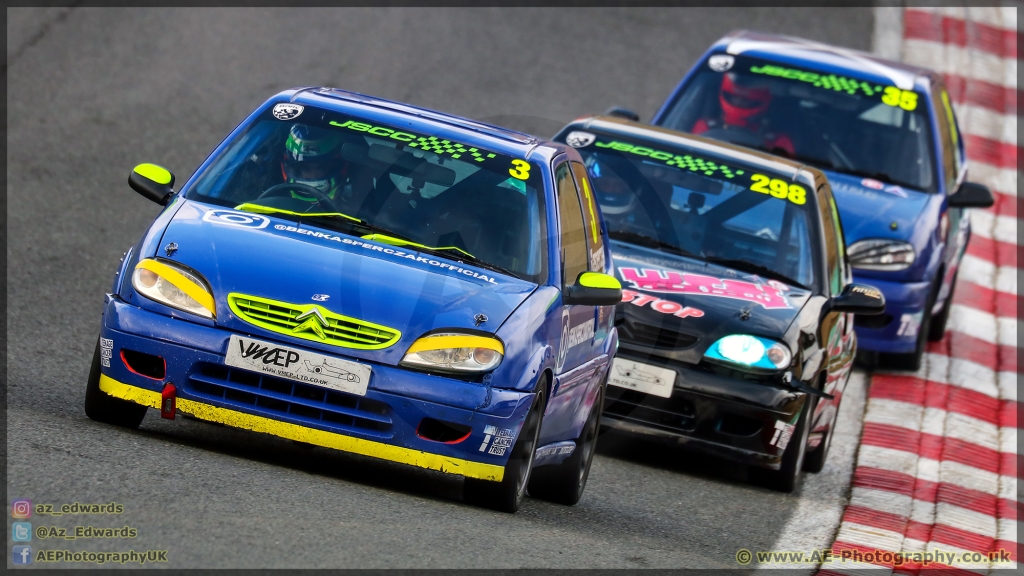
[933, 84, 968, 302]
[816, 182, 853, 429]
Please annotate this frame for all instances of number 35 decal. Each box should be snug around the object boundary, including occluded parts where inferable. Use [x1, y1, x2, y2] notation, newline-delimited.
[509, 159, 531, 180]
[881, 86, 918, 111]
[750, 174, 807, 205]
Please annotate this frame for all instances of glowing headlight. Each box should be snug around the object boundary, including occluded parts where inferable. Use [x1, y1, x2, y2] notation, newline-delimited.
[132, 258, 215, 318]
[847, 239, 915, 271]
[400, 333, 504, 374]
[705, 334, 791, 371]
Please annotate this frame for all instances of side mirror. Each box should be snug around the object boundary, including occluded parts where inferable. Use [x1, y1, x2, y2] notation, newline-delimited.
[603, 106, 640, 122]
[129, 164, 175, 205]
[948, 181, 994, 208]
[564, 271, 623, 306]
[830, 283, 886, 315]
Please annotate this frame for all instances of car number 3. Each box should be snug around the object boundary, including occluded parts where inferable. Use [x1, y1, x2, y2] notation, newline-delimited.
[750, 174, 806, 205]
[509, 159, 531, 180]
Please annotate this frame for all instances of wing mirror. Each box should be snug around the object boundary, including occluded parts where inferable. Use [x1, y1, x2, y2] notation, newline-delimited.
[948, 181, 994, 208]
[603, 106, 640, 122]
[129, 163, 175, 205]
[830, 283, 886, 315]
[564, 272, 623, 306]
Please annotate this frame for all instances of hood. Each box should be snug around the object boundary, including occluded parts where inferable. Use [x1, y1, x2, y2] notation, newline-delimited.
[152, 201, 537, 365]
[825, 171, 930, 244]
[610, 240, 811, 364]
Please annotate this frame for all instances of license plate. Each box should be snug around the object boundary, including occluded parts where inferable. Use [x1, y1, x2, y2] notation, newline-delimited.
[224, 335, 371, 396]
[607, 358, 676, 398]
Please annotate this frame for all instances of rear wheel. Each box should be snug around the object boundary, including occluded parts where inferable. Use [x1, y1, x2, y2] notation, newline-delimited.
[750, 398, 810, 493]
[84, 339, 147, 429]
[528, 386, 603, 505]
[463, 378, 547, 513]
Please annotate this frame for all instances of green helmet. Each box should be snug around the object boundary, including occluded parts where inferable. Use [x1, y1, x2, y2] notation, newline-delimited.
[282, 124, 344, 200]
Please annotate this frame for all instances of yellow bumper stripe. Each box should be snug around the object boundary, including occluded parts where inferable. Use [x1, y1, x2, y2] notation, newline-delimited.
[99, 375, 504, 481]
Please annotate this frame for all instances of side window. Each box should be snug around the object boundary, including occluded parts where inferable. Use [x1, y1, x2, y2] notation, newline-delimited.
[556, 162, 588, 287]
[569, 161, 606, 272]
[817, 184, 843, 296]
[825, 188, 852, 286]
[932, 86, 960, 190]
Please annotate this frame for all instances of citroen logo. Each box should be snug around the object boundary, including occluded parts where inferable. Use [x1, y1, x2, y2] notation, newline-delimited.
[292, 307, 330, 340]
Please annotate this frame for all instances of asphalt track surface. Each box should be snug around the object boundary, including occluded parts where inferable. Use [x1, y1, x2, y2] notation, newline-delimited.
[7, 7, 875, 569]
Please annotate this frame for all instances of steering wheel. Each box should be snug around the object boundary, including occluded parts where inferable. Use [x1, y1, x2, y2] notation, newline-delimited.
[256, 182, 343, 213]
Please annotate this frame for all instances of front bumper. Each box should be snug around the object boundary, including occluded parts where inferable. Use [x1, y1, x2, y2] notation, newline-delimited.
[601, 351, 806, 469]
[849, 274, 931, 354]
[99, 295, 536, 481]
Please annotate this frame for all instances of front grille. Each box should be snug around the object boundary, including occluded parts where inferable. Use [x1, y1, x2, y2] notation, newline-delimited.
[619, 321, 700, 350]
[604, 387, 696, 434]
[854, 313, 894, 330]
[185, 363, 393, 437]
[228, 293, 401, 350]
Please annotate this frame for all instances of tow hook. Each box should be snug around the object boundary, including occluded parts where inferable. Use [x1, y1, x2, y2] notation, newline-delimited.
[161, 383, 177, 419]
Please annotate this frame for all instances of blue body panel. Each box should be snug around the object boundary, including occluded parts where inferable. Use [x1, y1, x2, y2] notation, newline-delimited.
[651, 31, 973, 352]
[100, 88, 617, 474]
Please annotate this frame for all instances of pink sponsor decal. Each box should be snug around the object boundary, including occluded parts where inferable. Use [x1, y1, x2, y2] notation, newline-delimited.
[861, 178, 885, 190]
[621, 290, 704, 318]
[619, 267, 792, 310]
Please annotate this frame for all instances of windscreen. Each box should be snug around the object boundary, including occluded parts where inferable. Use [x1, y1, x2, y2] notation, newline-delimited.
[559, 131, 817, 288]
[657, 54, 937, 192]
[185, 105, 547, 284]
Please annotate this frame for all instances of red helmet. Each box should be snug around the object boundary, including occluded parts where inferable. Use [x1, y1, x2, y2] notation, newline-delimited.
[719, 73, 771, 127]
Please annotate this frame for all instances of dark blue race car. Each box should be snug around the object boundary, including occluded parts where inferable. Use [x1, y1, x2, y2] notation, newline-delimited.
[85, 88, 623, 513]
[651, 30, 993, 370]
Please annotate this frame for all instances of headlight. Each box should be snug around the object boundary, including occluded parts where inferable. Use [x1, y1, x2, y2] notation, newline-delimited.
[132, 258, 215, 318]
[704, 334, 791, 371]
[400, 333, 504, 374]
[847, 239, 915, 271]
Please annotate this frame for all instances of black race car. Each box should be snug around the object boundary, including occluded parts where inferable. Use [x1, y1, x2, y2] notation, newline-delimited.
[553, 117, 885, 491]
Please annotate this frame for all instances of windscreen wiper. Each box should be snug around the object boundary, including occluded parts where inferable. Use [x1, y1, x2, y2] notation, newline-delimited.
[700, 256, 806, 290]
[608, 231, 701, 259]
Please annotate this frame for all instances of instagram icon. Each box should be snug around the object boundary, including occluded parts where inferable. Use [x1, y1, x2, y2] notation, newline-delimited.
[11, 500, 32, 519]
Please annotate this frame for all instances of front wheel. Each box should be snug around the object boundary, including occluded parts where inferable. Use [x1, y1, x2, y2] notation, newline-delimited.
[879, 278, 939, 372]
[750, 398, 810, 493]
[802, 397, 832, 473]
[84, 339, 147, 429]
[528, 386, 603, 505]
[928, 269, 958, 342]
[463, 378, 547, 513]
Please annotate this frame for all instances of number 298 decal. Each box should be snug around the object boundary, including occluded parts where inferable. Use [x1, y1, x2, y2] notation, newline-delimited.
[750, 174, 807, 205]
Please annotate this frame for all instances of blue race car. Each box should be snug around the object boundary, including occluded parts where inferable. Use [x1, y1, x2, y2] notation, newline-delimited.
[85, 88, 623, 513]
[651, 30, 993, 370]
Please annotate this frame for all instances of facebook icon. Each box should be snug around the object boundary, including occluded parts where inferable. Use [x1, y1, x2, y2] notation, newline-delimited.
[12, 545, 32, 565]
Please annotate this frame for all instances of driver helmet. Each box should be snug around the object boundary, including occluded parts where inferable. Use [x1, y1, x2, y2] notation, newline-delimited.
[719, 72, 772, 128]
[281, 124, 344, 200]
[585, 157, 636, 215]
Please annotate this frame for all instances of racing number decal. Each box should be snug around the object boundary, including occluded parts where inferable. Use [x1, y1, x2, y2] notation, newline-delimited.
[882, 86, 919, 111]
[750, 174, 806, 205]
[509, 159, 531, 180]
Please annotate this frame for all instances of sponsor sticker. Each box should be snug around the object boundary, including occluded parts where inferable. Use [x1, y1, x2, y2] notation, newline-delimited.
[620, 289, 704, 318]
[770, 420, 797, 450]
[224, 335, 371, 396]
[607, 358, 676, 398]
[556, 310, 595, 373]
[708, 54, 735, 72]
[565, 130, 596, 148]
[479, 425, 515, 456]
[860, 178, 884, 190]
[619, 266, 792, 310]
[203, 210, 270, 229]
[99, 338, 113, 368]
[272, 103, 304, 121]
[896, 312, 923, 337]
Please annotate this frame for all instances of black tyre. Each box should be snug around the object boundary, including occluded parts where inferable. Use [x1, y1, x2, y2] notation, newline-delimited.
[528, 386, 603, 506]
[84, 339, 147, 429]
[463, 379, 547, 513]
[750, 398, 810, 493]
[802, 397, 832, 474]
[927, 270, 958, 342]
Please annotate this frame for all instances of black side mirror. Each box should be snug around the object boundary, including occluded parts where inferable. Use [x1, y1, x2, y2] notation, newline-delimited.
[564, 271, 623, 306]
[603, 106, 640, 122]
[948, 181, 994, 208]
[129, 164, 175, 205]
[830, 283, 886, 315]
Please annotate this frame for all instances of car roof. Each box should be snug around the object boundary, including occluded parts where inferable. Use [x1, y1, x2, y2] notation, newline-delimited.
[271, 87, 571, 165]
[565, 115, 827, 190]
[709, 29, 938, 92]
